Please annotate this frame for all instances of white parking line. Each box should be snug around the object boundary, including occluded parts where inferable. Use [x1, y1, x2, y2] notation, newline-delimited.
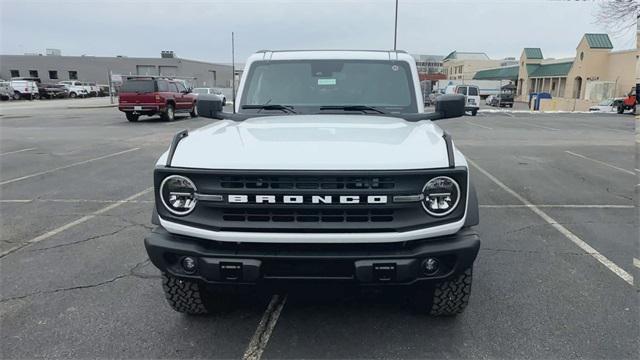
[634, 258, 640, 269]
[243, 294, 288, 360]
[466, 121, 493, 130]
[572, 122, 629, 134]
[0, 148, 139, 186]
[467, 158, 634, 286]
[565, 151, 635, 176]
[480, 204, 634, 209]
[0, 147, 37, 156]
[0, 187, 152, 258]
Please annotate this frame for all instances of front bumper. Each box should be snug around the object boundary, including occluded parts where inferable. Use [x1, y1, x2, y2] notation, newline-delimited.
[144, 227, 480, 286]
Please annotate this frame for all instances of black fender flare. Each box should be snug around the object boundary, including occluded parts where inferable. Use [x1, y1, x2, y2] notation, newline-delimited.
[464, 181, 479, 227]
[151, 206, 160, 225]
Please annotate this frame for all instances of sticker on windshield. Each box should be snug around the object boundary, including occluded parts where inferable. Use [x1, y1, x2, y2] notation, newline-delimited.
[318, 78, 336, 85]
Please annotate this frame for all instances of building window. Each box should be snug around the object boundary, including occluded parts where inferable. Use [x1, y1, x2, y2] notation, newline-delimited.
[49, 70, 58, 80]
[580, 52, 584, 61]
[29, 70, 38, 77]
[10, 70, 19, 77]
[68, 71, 78, 80]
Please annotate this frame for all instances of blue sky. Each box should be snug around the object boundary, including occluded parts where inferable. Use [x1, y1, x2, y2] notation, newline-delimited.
[1, 0, 636, 63]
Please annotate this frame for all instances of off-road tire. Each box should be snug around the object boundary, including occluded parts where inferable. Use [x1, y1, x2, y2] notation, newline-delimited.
[430, 267, 472, 316]
[412, 267, 473, 316]
[162, 273, 209, 315]
[190, 102, 198, 118]
[125, 112, 139, 122]
[162, 103, 175, 121]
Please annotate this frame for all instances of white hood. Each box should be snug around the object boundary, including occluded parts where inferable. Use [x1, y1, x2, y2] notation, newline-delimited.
[161, 115, 455, 170]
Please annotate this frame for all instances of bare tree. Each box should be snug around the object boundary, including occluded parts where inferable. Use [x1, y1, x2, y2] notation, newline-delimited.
[595, 0, 639, 36]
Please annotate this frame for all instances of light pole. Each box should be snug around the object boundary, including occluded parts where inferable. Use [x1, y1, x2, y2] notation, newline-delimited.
[393, 0, 398, 50]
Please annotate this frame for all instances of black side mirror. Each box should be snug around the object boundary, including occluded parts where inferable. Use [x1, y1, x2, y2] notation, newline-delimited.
[197, 95, 224, 119]
[434, 94, 465, 119]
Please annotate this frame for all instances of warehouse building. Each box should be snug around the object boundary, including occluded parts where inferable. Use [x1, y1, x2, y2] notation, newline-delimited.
[473, 33, 636, 111]
[0, 51, 234, 89]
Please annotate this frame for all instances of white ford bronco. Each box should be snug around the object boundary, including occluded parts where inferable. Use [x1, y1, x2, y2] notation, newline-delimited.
[145, 50, 480, 316]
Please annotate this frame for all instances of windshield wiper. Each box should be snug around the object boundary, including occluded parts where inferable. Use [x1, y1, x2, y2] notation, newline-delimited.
[319, 105, 387, 114]
[241, 104, 296, 114]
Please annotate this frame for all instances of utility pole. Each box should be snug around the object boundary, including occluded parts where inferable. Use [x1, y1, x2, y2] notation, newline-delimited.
[393, 0, 398, 50]
[231, 32, 236, 114]
[107, 69, 113, 104]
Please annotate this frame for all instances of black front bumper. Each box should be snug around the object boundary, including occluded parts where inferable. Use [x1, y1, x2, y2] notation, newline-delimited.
[144, 227, 480, 287]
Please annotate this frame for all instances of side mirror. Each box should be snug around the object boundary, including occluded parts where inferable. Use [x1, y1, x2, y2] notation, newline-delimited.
[434, 94, 465, 119]
[197, 95, 224, 119]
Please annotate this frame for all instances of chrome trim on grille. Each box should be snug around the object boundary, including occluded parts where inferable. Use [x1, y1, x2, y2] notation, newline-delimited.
[392, 194, 424, 202]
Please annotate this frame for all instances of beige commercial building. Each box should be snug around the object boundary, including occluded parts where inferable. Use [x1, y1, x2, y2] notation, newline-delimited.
[442, 51, 517, 81]
[474, 33, 636, 111]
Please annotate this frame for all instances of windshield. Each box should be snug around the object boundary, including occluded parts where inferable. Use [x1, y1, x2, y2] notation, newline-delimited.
[120, 79, 156, 93]
[598, 99, 613, 106]
[192, 88, 209, 94]
[240, 60, 417, 113]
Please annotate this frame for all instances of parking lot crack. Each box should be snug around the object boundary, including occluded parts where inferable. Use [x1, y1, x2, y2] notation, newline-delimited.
[0, 258, 153, 303]
[27, 224, 140, 253]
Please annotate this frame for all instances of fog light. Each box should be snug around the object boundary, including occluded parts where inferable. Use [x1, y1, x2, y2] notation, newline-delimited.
[181, 256, 197, 273]
[422, 257, 439, 275]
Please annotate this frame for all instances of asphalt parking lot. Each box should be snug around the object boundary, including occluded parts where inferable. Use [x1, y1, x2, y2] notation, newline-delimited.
[0, 103, 638, 359]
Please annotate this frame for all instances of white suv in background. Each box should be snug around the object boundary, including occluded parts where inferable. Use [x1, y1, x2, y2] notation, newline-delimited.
[58, 81, 89, 98]
[9, 79, 39, 100]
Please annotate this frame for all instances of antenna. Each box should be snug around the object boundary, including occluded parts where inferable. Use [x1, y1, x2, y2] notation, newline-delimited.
[393, 0, 398, 50]
[231, 32, 236, 114]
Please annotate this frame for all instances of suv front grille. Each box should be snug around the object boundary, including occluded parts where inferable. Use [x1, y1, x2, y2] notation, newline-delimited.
[220, 176, 395, 190]
[222, 208, 394, 223]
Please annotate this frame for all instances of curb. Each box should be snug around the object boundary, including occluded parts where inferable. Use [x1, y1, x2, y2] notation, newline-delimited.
[67, 104, 118, 109]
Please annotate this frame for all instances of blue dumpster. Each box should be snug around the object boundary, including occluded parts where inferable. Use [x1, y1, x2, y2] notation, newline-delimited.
[534, 92, 552, 111]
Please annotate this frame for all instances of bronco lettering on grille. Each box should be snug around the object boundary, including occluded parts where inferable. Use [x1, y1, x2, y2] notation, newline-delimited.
[227, 195, 388, 204]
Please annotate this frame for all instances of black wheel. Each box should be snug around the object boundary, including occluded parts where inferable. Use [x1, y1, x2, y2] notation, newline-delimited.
[33, 94, 40, 100]
[13, 92, 21, 100]
[412, 267, 473, 316]
[617, 105, 625, 114]
[69, 92, 77, 98]
[125, 112, 139, 122]
[222, 97, 226, 105]
[190, 102, 198, 118]
[471, 109, 478, 116]
[162, 103, 175, 121]
[162, 273, 209, 314]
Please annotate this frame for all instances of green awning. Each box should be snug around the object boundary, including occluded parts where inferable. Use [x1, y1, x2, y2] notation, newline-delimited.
[473, 66, 519, 81]
[528, 62, 573, 77]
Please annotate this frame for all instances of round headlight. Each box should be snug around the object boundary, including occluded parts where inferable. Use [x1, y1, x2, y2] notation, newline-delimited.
[421, 176, 460, 217]
[160, 175, 197, 216]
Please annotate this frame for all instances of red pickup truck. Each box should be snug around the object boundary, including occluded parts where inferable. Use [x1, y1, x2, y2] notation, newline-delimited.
[118, 76, 198, 122]
[617, 86, 637, 114]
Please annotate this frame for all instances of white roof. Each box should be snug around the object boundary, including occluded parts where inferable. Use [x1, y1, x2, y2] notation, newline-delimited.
[247, 50, 414, 62]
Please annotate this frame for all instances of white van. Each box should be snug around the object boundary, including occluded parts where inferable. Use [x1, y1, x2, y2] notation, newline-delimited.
[9, 79, 39, 100]
[455, 85, 480, 116]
